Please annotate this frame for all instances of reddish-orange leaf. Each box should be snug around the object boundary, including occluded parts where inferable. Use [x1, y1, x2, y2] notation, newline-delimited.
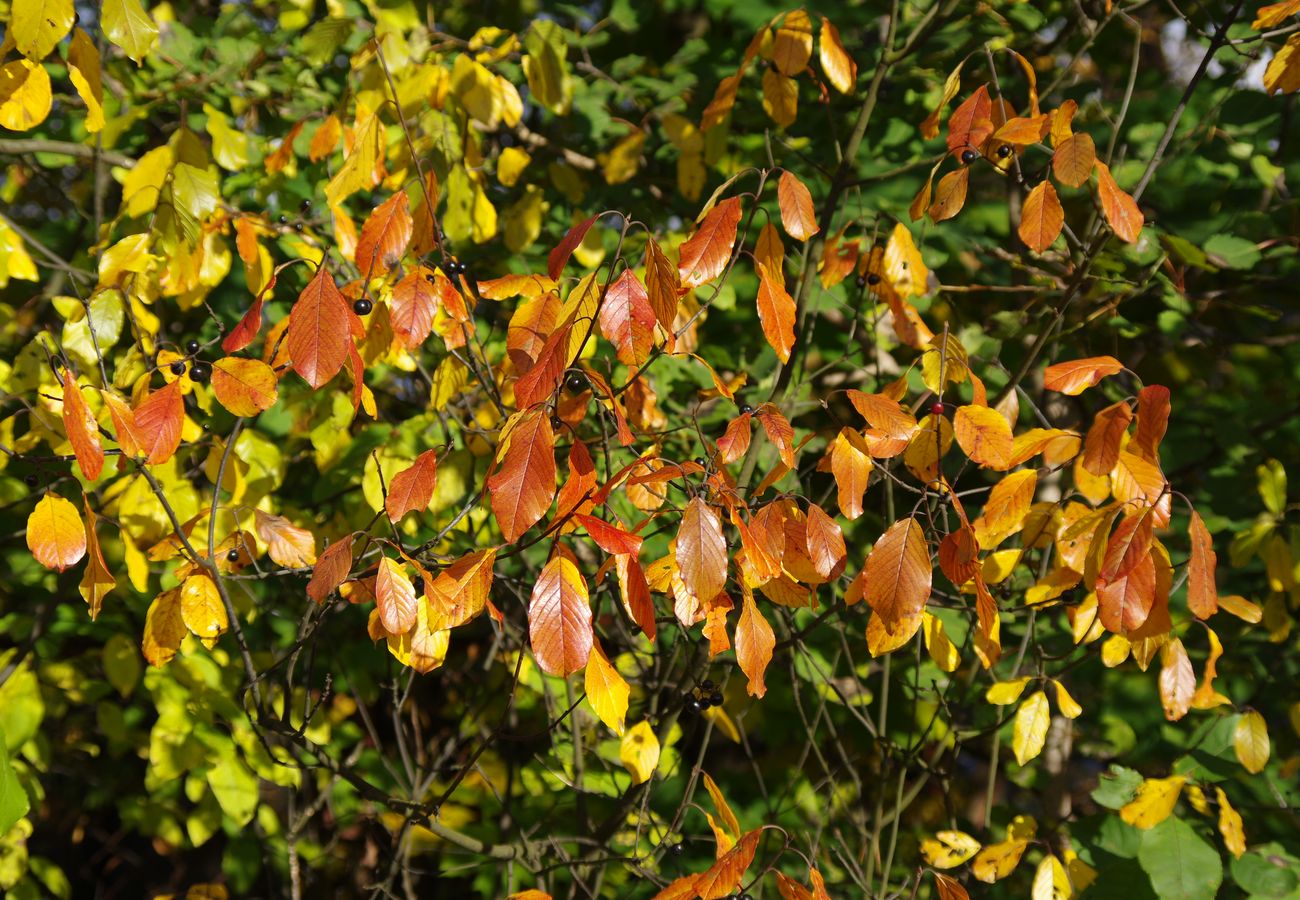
[736, 587, 774, 698]
[254, 509, 317, 567]
[928, 167, 969, 222]
[933, 871, 971, 900]
[427, 548, 497, 628]
[1052, 132, 1096, 188]
[695, 830, 761, 900]
[1132, 384, 1171, 462]
[818, 16, 857, 94]
[102, 390, 144, 459]
[774, 873, 814, 900]
[1097, 550, 1156, 633]
[409, 169, 441, 257]
[288, 265, 351, 389]
[1187, 510, 1218, 619]
[1083, 400, 1133, 476]
[678, 197, 742, 289]
[309, 113, 341, 161]
[652, 876, 701, 900]
[529, 553, 593, 676]
[211, 357, 278, 417]
[390, 266, 439, 350]
[777, 171, 819, 241]
[947, 84, 993, 152]
[678, 497, 727, 603]
[223, 283, 270, 353]
[547, 215, 597, 280]
[1100, 509, 1155, 583]
[574, 514, 642, 556]
[716, 412, 753, 465]
[805, 502, 846, 579]
[616, 554, 656, 641]
[756, 261, 795, 363]
[508, 291, 561, 374]
[1019, 180, 1064, 253]
[487, 409, 557, 543]
[599, 269, 655, 366]
[755, 403, 797, 470]
[513, 321, 572, 409]
[644, 237, 682, 334]
[864, 517, 931, 633]
[62, 370, 103, 480]
[1096, 161, 1144, 243]
[264, 120, 303, 174]
[79, 496, 115, 619]
[307, 537, 353, 604]
[939, 525, 980, 586]
[555, 438, 597, 519]
[354, 192, 412, 276]
[27, 491, 86, 572]
[1044, 355, 1124, 395]
[385, 449, 439, 522]
[954, 403, 1014, 469]
[134, 379, 184, 465]
[375, 556, 417, 635]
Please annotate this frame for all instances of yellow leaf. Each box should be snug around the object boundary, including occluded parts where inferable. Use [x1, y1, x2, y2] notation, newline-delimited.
[102, 0, 159, 64]
[27, 491, 86, 571]
[67, 28, 104, 133]
[972, 840, 1029, 883]
[1119, 775, 1186, 829]
[180, 573, 228, 646]
[702, 772, 741, 844]
[1234, 710, 1270, 773]
[0, 59, 53, 131]
[584, 640, 629, 735]
[1031, 854, 1071, 900]
[619, 720, 659, 785]
[497, 146, 531, 187]
[120, 145, 173, 218]
[1100, 634, 1130, 667]
[11, 0, 74, 60]
[1012, 690, 1050, 765]
[761, 68, 798, 129]
[599, 130, 645, 185]
[986, 677, 1032, 706]
[1051, 679, 1082, 719]
[79, 497, 116, 620]
[324, 110, 381, 207]
[921, 332, 970, 395]
[922, 611, 960, 672]
[920, 830, 981, 869]
[1215, 787, 1246, 858]
[142, 587, 185, 667]
[1264, 33, 1300, 95]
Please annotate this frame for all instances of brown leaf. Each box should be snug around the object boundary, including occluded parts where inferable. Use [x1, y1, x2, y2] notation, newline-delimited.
[864, 517, 932, 632]
[777, 170, 819, 241]
[354, 192, 412, 276]
[529, 552, 593, 676]
[385, 449, 439, 522]
[828, 427, 873, 520]
[307, 538, 353, 604]
[678, 197, 742, 289]
[1018, 180, 1063, 253]
[1096, 161, 1144, 243]
[288, 264, 351, 389]
[427, 548, 497, 629]
[1100, 510, 1155, 583]
[755, 403, 797, 469]
[678, 497, 727, 603]
[939, 525, 980, 586]
[487, 409, 557, 543]
[62, 370, 103, 480]
[513, 321, 573, 409]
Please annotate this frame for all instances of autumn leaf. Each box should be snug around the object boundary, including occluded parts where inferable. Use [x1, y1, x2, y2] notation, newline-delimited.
[928, 167, 969, 222]
[863, 517, 932, 633]
[678, 197, 742, 289]
[1096, 161, 1144, 243]
[1012, 690, 1050, 764]
[254, 509, 317, 568]
[142, 588, 185, 667]
[547, 215, 597, 280]
[134, 379, 184, 465]
[307, 538, 353, 604]
[385, 450, 439, 522]
[390, 267, 439, 350]
[354, 192, 412, 276]
[1097, 551, 1156, 634]
[620, 720, 659, 785]
[1187, 510, 1219, 618]
[1234, 710, 1269, 773]
[180, 572, 227, 644]
[487, 409, 557, 543]
[818, 17, 857, 93]
[288, 264, 352, 389]
[1083, 400, 1133, 476]
[584, 640, 629, 734]
[1120, 775, 1185, 829]
[804, 503, 846, 580]
[947, 84, 993, 152]
[529, 553, 593, 676]
[678, 497, 727, 603]
[211, 357, 278, 417]
[598, 268, 655, 366]
[694, 829, 760, 900]
[716, 412, 753, 465]
[777, 171, 818, 241]
[735, 586, 774, 698]
[954, 403, 1013, 469]
[62, 370, 103, 481]
[27, 491, 86, 572]
[933, 871, 970, 900]
[921, 830, 980, 868]
[375, 556, 417, 636]
[1043, 355, 1124, 395]
[755, 261, 795, 363]
[1158, 638, 1195, 721]
[79, 497, 115, 619]
[1051, 132, 1096, 187]
[1019, 180, 1063, 253]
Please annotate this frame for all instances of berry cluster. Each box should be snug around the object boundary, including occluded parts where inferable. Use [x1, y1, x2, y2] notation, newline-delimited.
[681, 679, 723, 716]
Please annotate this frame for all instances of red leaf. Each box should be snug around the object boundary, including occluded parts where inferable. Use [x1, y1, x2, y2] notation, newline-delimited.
[863, 517, 931, 633]
[487, 409, 557, 542]
[288, 265, 351, 389]
[695, 830, 761, 900]
[1187, 510, 1218, 619]
[62, 370, 103, 480]
[548, 215, 597, 281]
[777, 170, 819, 241]
[677, 497, 727, 603]
[390, 266, 439, 350]
[529, 553, 593, 676]
[555, 438, 597, 519]
[513, 321, 573, 409]
[756, 261, 795, 363]
[598, 269, 655, 366]
[385, 449, 439, 522]
[134, 380, 184, 465]
[354, 192, 412, 276]
[223, 274, 274, 353]
[678, 197, 742, 289]
[307, 538, 353, 604]
[1100, 510, 1155, 583]
[616, 554, 656, 641]
[947, 84, 993, 152]
[574, 514, 643, 556]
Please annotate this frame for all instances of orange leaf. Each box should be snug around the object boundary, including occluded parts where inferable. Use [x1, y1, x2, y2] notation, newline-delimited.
[254, 509, 317, 568]
[62, 370, 103, 480]
[307, 538, 353, 604]
[644, 237, 682, 338]
[947, 84, 993, 152]
[805, 502, 846, 579]
[976, 470, 1037, 547]
[772, 9, 813, 75]
[508, 291, 561, 374]
[954, 404, 1014, 469]
[933, 871, 970, 900]
[1018, 180, 1063, 253]
[390, 266, 439, 350]
[1043, 355, 1124, 395]
[547, 215, 597, 281]
[1132, 384, 1171, 462]
[555, 437, 598, 519]
[1100, 509, 1155, 583]
[702, 71, 742, 132]
[678, 197, 742, 289]
[288, 264, 351, 389]
[756, 261, 795, 363]
[574, 514, 642, 556]
[864, 517, 932, 633]
[427, 548, 497, 628]
[1159, 637, 1195, 721]
[928, 167, 969, 222]
[1096, 161, 1144, 243]
[529, 553, 593, 676]
[102, 390, 145, 459]
[939, 525, 980, 586]
[616, 554, 656, 640]
[777, 171, 818, 241]
[1083, 400, 1133, 476]
[828, 427, 873, 520]
[847, 390, 918, 443]
[211, 357, 278, 417]
[376, 556, 417, 635]
[599, 269, 656, 366]
[223, 286, 269, 353]
[775, 873, 814, 900]
[27, 491, 86, 572]
[1052, 132, 1096, 188]
[513, 322, 572, 409]
[716, 412, 753, 465]
[993, 114, 1047, 144]
[1187, 510, 1218, 618]
[134, 379, 184, 465]
[79, 496, 115, 619]
[755, 403, 797, 469]
[818, 16, 857, 93]
[487, 409, 556, 543]
[736, 586, 774, 698]
[385, 449, 439, 522]
[308, 114, 341, 161]
[678, 497, 727, 603]
[354, 192, 412, 276]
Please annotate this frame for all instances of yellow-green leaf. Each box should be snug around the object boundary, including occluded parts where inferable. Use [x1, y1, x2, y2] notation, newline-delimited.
[102, 0, 159, 64]
[12, 0, 75, 60]
[1119, 775, 1186, 829]
[1012, 690, 1050, 765]
[1234, 710, 1270, 773]
[920, 830, 981, 868]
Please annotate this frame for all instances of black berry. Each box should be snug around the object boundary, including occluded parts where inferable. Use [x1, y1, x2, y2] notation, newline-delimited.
[683, 696, 703, 716]
[566, 373, 586, 393]
[412, 576, 425, 596]
[855, 274, 867, 288]
[997, 145, 1013, 158]
[930, 401, 945, 416]
[24, 473, 38, 487]
[189, 362, 211, 383]
[709, 691, 724, 707]
[960, 148, 979, 165]
[353, 298, 373, 316]
[701, 679, 714, 691]
[694, 457, 707, 468]
[739, 893, 754, 900]
[227, 549, 240, 562]
[278, 214, 288, 224]
[185, 339, 201, 355]
[550, 414, 564, 430]
[668, 841, 685, 856]
[445, 259, 465, 276]
[294, 222, 304, 233]
[738, 404, 753, 415]
[169, 360, 186, 376]
[300, 199, 312, 211]
[868, 273, 881, 285]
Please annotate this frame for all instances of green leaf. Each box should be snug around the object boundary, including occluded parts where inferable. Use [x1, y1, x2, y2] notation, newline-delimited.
[1203, 234, 1260, 270]
[102, 633, 141, 698]
[0, 725, 30, 834]
[101, 0, 159, 63]
[1257, 460, 1287, 517]
[1092, 764, 1143, 809]
[207, 751, 259, 827]
[1137, 816, 1223, 900]
[1230, 843, 1300, 897]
